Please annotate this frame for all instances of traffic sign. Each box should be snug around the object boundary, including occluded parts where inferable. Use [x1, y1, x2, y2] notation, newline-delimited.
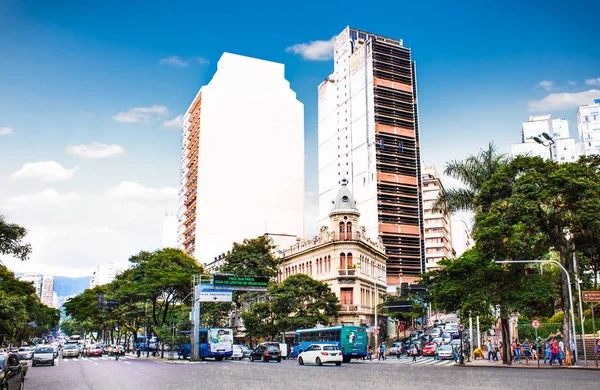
[458, 323, 465, 332]
[199, 289, 233, 302]
[583, 291, 600, 303]
[531, 320, 540, 329]
[213, 274, 269, 291]
[374, 329, 380, 335]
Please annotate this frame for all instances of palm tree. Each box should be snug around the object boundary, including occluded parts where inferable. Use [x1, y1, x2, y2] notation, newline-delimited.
[432, 142, 509, 214]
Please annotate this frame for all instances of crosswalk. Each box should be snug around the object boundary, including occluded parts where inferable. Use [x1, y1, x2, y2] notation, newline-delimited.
[60, 356, 134, 364]
[374, 356, 456, 367]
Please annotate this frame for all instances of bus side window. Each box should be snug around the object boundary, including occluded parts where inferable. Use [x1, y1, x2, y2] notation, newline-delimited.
[199, 332, 207, 344]
[335, 329, 341, 341]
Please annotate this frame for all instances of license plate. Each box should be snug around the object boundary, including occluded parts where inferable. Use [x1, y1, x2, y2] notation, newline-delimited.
[331, 353, 337, 356]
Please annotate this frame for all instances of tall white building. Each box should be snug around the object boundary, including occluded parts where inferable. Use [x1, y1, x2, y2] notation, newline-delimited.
[318, 27, 424, 284]
[451, 218, 473, 258]
[90, 261, 125, 288]
[421, 166, 454, 270]
[512, 114, 580, 163]
[177, 53, 304, 264]
[19, 273, 43, 299]
[162, 214, 178, 248]
[577, 99, 600, 156]
[41, 275, 54, 307]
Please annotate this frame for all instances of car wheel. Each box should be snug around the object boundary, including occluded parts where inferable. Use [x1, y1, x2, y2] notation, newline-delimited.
[261, 356, 267, 363]
[250, 355, 254, 362]
[335, 362, 342, 366]
[32, 362, 36, 367]
[298, 357, 304, 365]
[316, 357, 322, 366]
[277, 358, 281, 363]
[51, 360, 55, 366]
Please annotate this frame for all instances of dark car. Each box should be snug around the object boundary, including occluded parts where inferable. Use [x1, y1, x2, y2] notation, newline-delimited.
[250, 343, 281, 363]
[0, 353, 25, 390]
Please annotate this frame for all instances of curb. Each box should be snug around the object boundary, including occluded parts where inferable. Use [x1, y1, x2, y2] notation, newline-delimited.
[455, 362, 600, 371]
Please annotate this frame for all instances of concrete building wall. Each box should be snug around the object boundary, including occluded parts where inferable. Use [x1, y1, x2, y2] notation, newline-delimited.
[41, 275, 54, 307]
[19, 273, 43, 299]
[512, 114, 580, 162]
[450, 218, 472, 258]
[178, 53, 304, 264]
[162, 215, 178, 249]
[578, 99, 600, 156]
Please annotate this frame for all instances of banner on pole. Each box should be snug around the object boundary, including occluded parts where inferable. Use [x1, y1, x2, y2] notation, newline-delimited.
[198, 289, 233, 302]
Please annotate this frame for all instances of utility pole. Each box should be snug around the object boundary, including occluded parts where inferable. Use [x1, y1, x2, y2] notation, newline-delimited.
[191, 276, 200, 361]
[571, 238, 587, 366]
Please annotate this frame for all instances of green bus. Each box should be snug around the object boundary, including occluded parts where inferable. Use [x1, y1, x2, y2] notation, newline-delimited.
[292, 325, 367, 362]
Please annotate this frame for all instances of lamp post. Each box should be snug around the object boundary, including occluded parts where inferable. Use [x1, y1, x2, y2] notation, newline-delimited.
[533, 132, 555, 161]
[373, 272, 385, 355]
[495, 260, 577, 365]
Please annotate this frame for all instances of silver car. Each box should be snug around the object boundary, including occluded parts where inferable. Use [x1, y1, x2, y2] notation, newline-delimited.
[17, 347, 32, 360]
[32, 345, 55, 366]
[62, 344, 79, 358]
[438, 344, 454, 360]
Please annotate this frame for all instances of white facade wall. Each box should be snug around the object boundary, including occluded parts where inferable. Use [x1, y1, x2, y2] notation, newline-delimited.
[41, 275, 54, 307]
[577, 99, 600, 156]
[19, 273, 43, 299]
[318, 27, 379, 240]
[512, 115, 580, 162]
[89, 261, 124, 288]
[162, 215, 178, 248]
[184, 53, 304, 264]
[451, 218, 472, 258]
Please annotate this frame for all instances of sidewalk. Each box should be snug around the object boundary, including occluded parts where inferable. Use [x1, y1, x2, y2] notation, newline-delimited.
[460, 357, 600, 370]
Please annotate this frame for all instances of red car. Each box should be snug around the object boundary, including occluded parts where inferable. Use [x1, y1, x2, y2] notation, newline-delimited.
[86, 346, 103, 357]
[422, 342, 437, 356]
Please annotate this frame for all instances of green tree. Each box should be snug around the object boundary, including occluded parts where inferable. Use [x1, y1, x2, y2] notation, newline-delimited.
[0, 215, 32, 261]
[241, 274, 340, 339]
[474, 155, 600, 365]
[433, 142, 509, 214]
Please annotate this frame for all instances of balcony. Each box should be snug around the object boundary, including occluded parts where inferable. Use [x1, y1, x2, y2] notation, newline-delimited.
[340, 304, 358, 312]
[338, 269, 356, 276]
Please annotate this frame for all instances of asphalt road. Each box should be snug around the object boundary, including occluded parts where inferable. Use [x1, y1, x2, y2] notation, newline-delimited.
[24, 354, 600, 390]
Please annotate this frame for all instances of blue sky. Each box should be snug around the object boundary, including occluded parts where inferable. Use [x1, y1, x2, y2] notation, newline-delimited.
[1, 0, 599, 276]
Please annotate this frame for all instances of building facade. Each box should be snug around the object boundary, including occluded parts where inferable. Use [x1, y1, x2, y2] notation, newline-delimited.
[317, 27, 424, 285]
[41, 275, 54, 307]
[89, 261, 125, 288]
[162, 214, 178, 248]
[577, 99, 600, 157]
[450, 218, 473, 258]
[177, 52, 304, 264]
[19, 273, 43, 299]
[281, 179, 388, 326]
[512, 114, 580, 163]
[421, 166, 454, 270]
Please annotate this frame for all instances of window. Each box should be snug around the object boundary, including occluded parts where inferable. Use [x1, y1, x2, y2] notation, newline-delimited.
[340, 288, 353, 304]
[346, 222, 353, 240]
[340, 253, 346, 269]
[347, 253, 353, 268]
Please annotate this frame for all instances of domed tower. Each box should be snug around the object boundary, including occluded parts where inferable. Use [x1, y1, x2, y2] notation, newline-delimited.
[330, 178, 360, 241]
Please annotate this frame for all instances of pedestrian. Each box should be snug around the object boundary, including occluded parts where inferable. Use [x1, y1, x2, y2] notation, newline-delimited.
[411, 345, 418, 362]
[522, 338, 531, 365]
[492, 342, 499, 361]
[514, 340, 521, 362]
[550, 338, 563, 366]
[434, 343, 440, 361]
[115, 344, 121, 361]
[487, 341, 493, 361]
[396, 344, 401, 359]
[136, 345, 141, 358]
[367, 345, 372, 361]
[596, 339, 600, 359]
[381, 343, 386, 360]
[543, 339, 552, 364]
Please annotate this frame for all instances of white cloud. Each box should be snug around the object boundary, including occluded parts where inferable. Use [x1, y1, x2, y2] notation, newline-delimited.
[163, 114, 184, 129]
[106, 181, 177, 201]
[585, 78, 600, 86]
[528, 89, 600, 112]
[568, 81, 577, 86]
[194, 57, 209, 65]
[286, 37, 335, 61]
[536, 80, 553, 91]
[159, 56, 190, 67]
[65, 142, 126, 159]
[112, 105, 168, 123]
[10, 161, 78, 182]
[6, 189, 81, 208]
[0, 127, 13, 135]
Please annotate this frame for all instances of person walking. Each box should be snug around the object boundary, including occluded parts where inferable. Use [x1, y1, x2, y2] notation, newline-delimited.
[411, 345, 418, 363]
[550, 338, 563, 366]
[543, 340, 552, 364]
[522, 339, 531, 365]
[367, 345, 373, 361]
[514, 340, 522, 362]
[381, 344, 387, 360]
[115, 344, 121, 361]
[378, 345, 384, 361]
[487, 341, 493, 361]
[396, 344, 401, 359]
[434, 343, 440, 361]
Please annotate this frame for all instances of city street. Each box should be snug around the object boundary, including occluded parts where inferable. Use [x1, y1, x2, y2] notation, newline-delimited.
[23, 354, 600, 390]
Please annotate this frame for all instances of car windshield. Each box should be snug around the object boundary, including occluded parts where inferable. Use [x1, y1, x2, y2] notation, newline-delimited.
[0, 356, 5, 368]
[322, 346, 339, 351]
[266, 346, 279, 352]
[440, 345, 452, 350]
[64, 345, 77, 350]
[19, 347, 30, 351]
[36, 347, 53, 353]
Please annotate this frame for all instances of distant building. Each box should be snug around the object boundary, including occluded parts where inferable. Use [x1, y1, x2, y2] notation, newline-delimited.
[52, 292, 60, 309]
[281, 179, 388, 327]
[577, 99, 600, 156]
[90, 261, 125, 288]
[511, 114, 580, 163]
[41, 275, 54, 307]
[451, 218, 473, 258]
[177, 52, 304, 264]
[19, 273, 43, 299]
[162, 214, 178, 248]
[421, 165, 454, 270]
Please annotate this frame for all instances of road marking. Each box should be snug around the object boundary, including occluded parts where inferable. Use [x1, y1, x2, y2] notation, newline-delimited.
[94, 362, 99, 366]
[101, 357, 108, 360]
[123, 361, 131, 364]
[73, 358, 79, 361]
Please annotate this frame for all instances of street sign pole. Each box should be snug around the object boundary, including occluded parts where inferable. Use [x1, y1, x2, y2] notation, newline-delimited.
[532, 320, 540, 368]
[592, 303, 598, 368]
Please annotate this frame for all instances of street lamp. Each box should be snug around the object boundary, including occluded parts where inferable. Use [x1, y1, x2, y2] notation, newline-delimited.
[533, 132, 555, 161]
[495, 259, 577, 364]
[373, 272, 385, 355]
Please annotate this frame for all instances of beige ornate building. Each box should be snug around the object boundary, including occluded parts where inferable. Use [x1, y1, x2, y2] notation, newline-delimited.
[280, 179, 388, 326]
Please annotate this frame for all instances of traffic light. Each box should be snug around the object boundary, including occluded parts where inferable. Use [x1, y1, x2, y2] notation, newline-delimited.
[400, 283, 409, 297]
[97, 293, 104, 309]
[409, 284, 427, 296]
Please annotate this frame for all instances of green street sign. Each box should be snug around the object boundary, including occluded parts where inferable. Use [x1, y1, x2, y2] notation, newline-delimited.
[212, 274, 269, 291]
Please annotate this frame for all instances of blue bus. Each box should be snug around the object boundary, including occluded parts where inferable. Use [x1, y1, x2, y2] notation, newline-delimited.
[291, 325, 367, 362]
[177, 328, 233, 361]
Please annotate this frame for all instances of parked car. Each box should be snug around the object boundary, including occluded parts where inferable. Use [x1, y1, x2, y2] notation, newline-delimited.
[249, 343, 281, 363]
[32, 345, 55, 366]
[297, 344, 343, 366]
[62, 344, 79, 358]
[14, 353, 28, 377]
[422, 342, 437, 356]
[232, 345, 245, 360]
[17, 347, 32, 360]
[430, 327, 443, 338]
[438, 344, 454, 360]
[0, 353, 25, 390]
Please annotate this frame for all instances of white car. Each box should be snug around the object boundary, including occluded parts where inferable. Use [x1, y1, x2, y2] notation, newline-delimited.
[32, 345, 55, 366]
[438, 344, 454, 360]
[62, 344, 79, 358]
[297, 344, 343, 366]
[232, 345, 244, 360]
[17, 347, 32, 360]
[388, 342, 404, 355]
[430, 328, 443, 338]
